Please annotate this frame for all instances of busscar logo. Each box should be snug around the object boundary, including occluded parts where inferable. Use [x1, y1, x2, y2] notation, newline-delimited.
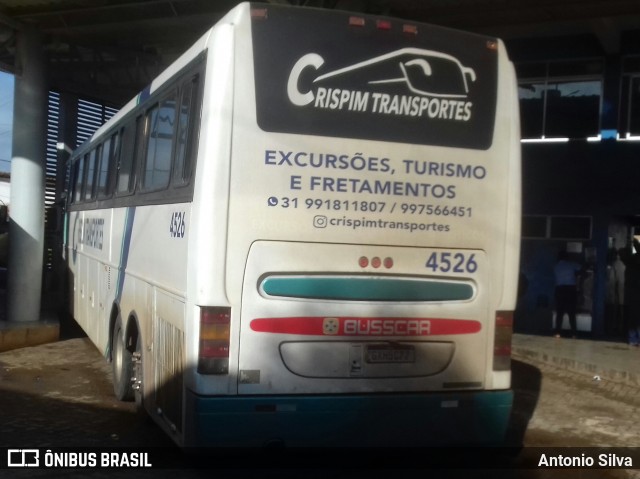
[323, 317, 339, 335]
[287, 47, 477, 122]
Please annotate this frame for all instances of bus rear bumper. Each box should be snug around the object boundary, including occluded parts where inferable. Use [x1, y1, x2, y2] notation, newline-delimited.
[184, 389, 513, 448]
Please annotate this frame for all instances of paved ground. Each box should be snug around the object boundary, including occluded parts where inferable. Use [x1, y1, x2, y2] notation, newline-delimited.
[1, 332, 640, 478]
[0, 337, 172, 448]
[511, 354, 640, 448]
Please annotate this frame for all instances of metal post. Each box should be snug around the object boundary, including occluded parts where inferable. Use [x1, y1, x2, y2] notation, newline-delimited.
[7, 26, 47, 322]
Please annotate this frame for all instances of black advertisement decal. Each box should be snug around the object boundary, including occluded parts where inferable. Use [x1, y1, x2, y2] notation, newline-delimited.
[251, 6, 498, 150]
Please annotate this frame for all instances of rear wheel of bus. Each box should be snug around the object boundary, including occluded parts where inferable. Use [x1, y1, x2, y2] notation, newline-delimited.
[112, 315, 134, 401]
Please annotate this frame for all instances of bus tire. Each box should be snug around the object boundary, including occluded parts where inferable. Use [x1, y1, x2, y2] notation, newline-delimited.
[133, 332, 146, 416]
[112, 315, 134, 401]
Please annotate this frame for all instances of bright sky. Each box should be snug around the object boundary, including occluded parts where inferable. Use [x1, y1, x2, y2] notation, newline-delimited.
[0, 71, 13, 173]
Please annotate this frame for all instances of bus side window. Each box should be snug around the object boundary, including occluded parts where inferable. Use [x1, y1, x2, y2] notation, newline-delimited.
[143, 93, 177, 191]
[117, 118, 140, 195]
[72, 158, 84, 203]
[108, 132, 120, 196]
[97, 134, 115, 199]
[84, 148, 99, 201]
[174, 74, 199, 185]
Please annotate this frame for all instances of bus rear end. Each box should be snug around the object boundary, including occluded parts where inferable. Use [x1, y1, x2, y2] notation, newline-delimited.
[186, 2, 520, 447]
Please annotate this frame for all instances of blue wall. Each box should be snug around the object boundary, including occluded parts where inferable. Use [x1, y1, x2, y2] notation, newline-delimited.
[517, 141, 640, 338]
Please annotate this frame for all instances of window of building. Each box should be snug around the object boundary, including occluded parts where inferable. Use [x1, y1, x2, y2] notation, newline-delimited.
[620, 57, 640, 138]
[517, 60, 603, 140]
[523, 215, 592, 240]
[550, 216, 592, 240]
[545, 80, 601, 138]
[628, 76, 640, 136]
[522, 215, 548, 239]
[518, 83, 545, 138]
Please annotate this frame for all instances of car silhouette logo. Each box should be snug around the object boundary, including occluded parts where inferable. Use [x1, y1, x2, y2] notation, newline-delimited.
[314, 48, 477, 99]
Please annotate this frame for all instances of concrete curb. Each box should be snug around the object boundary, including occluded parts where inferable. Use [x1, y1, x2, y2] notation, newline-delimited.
[0, 319, 60, 352]
[513, 342, 640, 389]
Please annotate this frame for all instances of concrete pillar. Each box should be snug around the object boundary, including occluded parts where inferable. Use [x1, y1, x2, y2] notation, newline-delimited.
[7, 26, 47, 322]
[591, 210, 609, 337]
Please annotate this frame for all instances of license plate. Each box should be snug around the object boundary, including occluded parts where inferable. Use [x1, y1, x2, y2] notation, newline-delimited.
[365, 344, 415, 364]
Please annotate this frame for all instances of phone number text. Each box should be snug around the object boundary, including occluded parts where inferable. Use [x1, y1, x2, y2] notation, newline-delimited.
[267, 197, 473, 217]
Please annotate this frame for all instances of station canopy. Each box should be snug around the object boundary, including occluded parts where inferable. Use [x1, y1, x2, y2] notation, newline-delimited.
[0, 0, 639, 108]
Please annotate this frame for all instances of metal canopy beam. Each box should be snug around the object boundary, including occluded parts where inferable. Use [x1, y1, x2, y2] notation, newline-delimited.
[0, 0, 638, 106]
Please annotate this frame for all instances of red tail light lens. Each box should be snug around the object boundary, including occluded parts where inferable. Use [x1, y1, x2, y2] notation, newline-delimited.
[493, 311, 513, 371]
[403, 24, 418, 35]
[198, 307, 231, 375]
[250, 8, 268, 20]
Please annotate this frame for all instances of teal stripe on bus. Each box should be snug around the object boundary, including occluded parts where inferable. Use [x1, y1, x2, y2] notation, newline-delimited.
[261, 276, 473, 301]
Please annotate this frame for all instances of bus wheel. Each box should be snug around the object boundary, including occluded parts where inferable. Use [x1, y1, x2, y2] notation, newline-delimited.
[132, 333, 145, 415]
[112, 315, 134, 401]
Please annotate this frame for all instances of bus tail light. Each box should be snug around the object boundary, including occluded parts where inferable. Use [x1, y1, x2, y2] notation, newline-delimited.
[198, 307, 231, 375]
[403, 24, 418, 35]
[493, 311, 513, 371]
[250, 8, 268, 20]
[348, 16, 365, 27]
[358, 256, 394, 269]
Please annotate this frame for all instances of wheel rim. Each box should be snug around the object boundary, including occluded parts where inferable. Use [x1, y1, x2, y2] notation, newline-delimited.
[113, 328, 124, 383]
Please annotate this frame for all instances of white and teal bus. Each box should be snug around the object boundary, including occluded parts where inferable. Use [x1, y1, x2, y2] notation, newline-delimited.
[64, 2, 521, 448]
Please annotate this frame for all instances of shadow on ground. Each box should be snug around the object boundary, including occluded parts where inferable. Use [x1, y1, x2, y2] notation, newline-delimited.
[506, 359, 542, 447]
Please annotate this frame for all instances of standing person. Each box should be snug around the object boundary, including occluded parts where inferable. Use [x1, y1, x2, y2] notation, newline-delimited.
[553, 250, 582, 338]
[619, 239, 640, 347]
[612, 249, 626, 336]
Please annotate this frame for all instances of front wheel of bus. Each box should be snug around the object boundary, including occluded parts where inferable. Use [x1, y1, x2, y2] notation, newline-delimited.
[112, 315, 134, 401]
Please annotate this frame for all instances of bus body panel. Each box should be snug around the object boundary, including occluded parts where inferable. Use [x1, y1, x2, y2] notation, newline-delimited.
[237, 241, 489, 395]
[224, 2, 519, 398]
[185, 389, 513, 447]
[183, 22, 237, 398]
[226, 4, 517, 294]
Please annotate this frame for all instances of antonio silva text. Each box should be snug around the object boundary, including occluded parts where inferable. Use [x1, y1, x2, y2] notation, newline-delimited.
[538, 453, 633, 468]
